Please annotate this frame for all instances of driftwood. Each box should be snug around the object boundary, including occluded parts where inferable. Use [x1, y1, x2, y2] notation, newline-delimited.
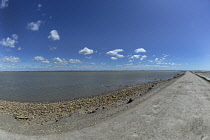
[14, 116, 29, 120]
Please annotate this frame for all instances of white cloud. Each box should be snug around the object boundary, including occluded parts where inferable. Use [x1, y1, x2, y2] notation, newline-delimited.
[49, 46, 57, 51]
[135, 48, 146, 53]
[37, 4, 42, 10]
[2, 56, 21, 63]
[106, 49, 123, 56]
[106, 49, 124, 60]
[34, 56, 45, 61]
[130, 55, 140, 59]
[0, 38, 16, 48]
[163, 54, 168, 58]
[53, 57, 68, 65]
[12, 34, 18, 40]
[154, 57, 165, 64]
[148, 60, 153, 62]
[153, 56, 178, 66]
[111, 57, 117, 60]
[69, 59, 82, 64]
[0, 0, 8, 9]
[113, 49, 123, 52]
[79, 47, 94, 55]
[48, 30, 60, 40]
[27, 20, 42, 31]
[42, 60, 50, 64]
[33, 56, 50, 63]
[168, 62, 176, 66]
[38, 4, 42, 8]
[0, 34, 18, 48]
[116, 54, 124, 58]
[140, 55, 147, 61]
[17, 47, 23, 51]
[171, 63, 175, 65]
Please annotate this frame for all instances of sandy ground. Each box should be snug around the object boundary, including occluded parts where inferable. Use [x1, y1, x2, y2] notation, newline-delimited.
[1, 71, 210, 139]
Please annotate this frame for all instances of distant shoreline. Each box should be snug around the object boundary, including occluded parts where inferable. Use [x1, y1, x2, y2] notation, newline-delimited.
[0, 70, 185, 72]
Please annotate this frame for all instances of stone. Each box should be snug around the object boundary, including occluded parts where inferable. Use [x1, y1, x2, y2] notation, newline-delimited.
[127, 98, 133, 104]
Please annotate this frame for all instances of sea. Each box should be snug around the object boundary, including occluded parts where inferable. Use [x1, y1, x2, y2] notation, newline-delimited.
[0, 71, 182, 102]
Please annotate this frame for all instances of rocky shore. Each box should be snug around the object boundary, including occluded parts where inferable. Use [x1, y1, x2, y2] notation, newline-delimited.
[0, 73, 184, 125]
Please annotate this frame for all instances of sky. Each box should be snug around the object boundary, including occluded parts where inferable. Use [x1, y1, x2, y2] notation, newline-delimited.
[0, 0, 210, 71]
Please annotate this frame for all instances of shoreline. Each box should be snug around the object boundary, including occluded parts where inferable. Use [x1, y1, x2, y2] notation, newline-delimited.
[0, 73, 184, 135]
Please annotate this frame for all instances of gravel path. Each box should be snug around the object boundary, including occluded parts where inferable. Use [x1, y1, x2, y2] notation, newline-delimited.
[1, 71, 210, 140]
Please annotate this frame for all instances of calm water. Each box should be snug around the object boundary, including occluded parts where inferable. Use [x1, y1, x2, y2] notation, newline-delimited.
[0, 71, 181, 102]
[196, 71, 210, 80]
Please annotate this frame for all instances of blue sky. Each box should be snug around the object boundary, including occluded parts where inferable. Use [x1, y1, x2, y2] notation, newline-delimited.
[0, 0, 210, 71]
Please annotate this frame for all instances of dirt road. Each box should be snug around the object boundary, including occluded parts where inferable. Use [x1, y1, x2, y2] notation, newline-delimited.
[1, 71, 210, 140]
